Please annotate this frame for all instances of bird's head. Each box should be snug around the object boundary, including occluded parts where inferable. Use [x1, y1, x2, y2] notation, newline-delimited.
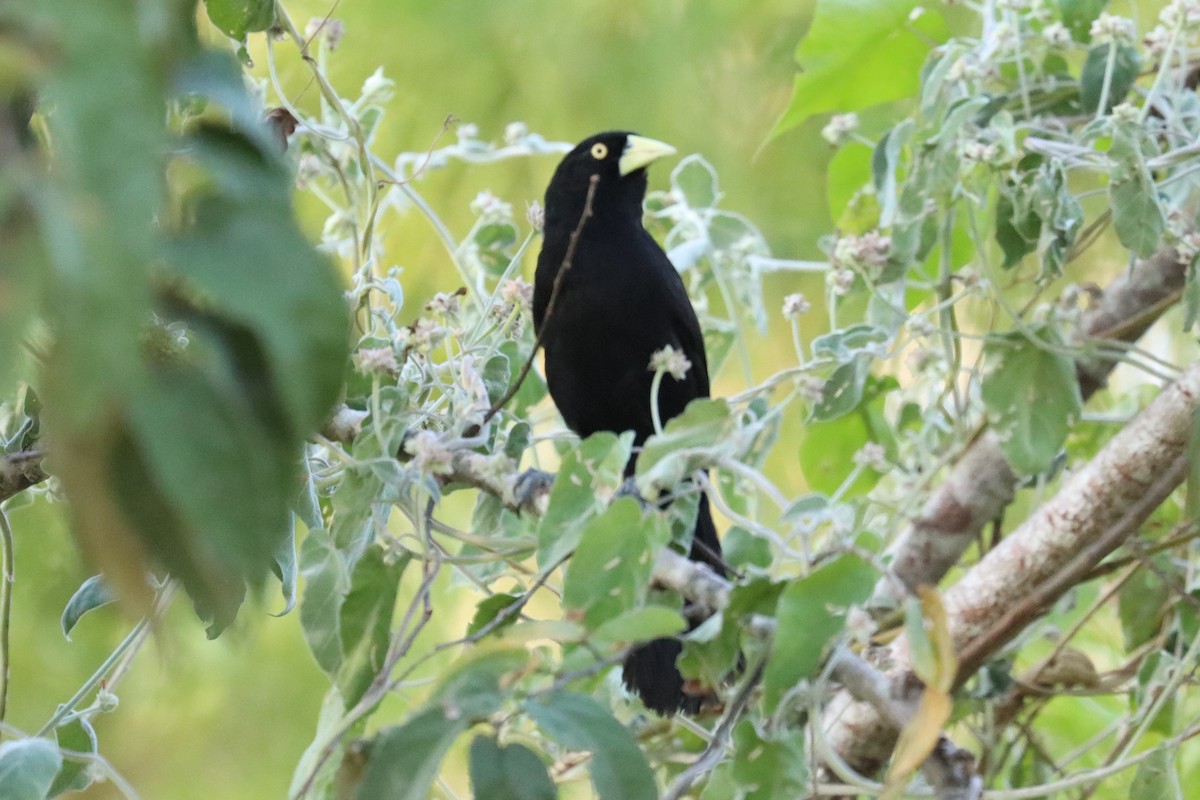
[543, 131, 677, 228]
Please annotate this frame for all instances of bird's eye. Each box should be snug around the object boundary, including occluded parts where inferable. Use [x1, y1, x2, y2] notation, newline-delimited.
[590, 143, 608, 160]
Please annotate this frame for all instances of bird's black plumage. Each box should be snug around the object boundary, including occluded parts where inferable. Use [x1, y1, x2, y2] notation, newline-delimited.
[534, 131, 723, 715]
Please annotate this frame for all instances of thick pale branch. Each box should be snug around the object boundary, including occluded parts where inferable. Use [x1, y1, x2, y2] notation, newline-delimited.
[826, 355, 1200, 777]
[876, 245, 1187, 603]
[0, 451, 46, 505]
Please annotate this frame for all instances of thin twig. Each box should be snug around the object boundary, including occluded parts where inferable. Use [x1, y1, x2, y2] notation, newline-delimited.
[474, 173, 600, 430]
[661, 653, 768, 800]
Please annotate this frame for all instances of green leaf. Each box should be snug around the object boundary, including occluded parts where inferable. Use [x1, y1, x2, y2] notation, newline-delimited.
[271, 515, 299, 616]
[483, 354, 511, 405]
[810, 357, 871, 422]
[995, 185, 1040, 270]
[562, 499, 669, 629]
[299, 528, 350, 674]
[288, 687, 353, 798]
[467, 592, 523, 637]
[1129, 748, 1183, 800]
[671, 154, 720, 209]
[125, 364, 291, 601]
[1080, 43, 1141, 113]
[636, 398, 735, 494]
[1109, 127, 1165, 258]
[873, 120, 913, 228]
[770, 0, 947, 139]
[723, 526, 773, 570]
[500, 341, 547, 417]
[537, 431, 632, 567]
[1058, 0, 1108, 41]
[681, 576, 785, 684]
[827, 143, 875, 227]
[48, 719, 97, 797]
[356, 648, 527, 800]
[592, 605, 688, 645]
[60, 574, 114, 639]
[981, 331, 1082, 475]
[337, 546, 409, 707]
[468, 737, 556, 800]
[799, 416, 868, 495]
[1183, 257, 1200, 333]
[763, 554, 876, 708]
[1025, 160, 1082, 279]
[730, 721, 808, 800]
[39, 0, 165, 434]
[476, 223, 519, 275]
[528, 693, 657, 800]
[355, 708, 468, 800]
[293, 453, 324, 531]
[1118, 563, 1170, 651]
[203, 0, 276, 41]
[0, 738, 62, 800]
[170, 189, 349, 441]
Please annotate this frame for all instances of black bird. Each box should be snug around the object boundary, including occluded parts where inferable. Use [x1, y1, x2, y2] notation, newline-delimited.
[534, 131, 724, 715]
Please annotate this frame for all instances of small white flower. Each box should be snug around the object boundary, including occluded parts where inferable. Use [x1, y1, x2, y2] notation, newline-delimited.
[305, 18, 345, 50]
[295, 153, 323, 189]
[504, 121, 528, 145]
[97, 686, 119, 712]
[359, 68, 394, 105]
[405, 431, 454, 476]
[853, 442, 889, 471]
[782, 293, 812, 319]
[907, 316, 935, 338]
[409, 318, 446, 351]
[833, 231, 892, 273]
[821, 113, 860, 147]
[456, 122, 480, 143]
[1110, 102, 1140, 123]
[526, 200, 545, 233]
[500, 278, 533, 312]
[1042, 21, 1072, 47]
[827, 266, 856, 296]
[1160, 0, 1200, 32]
[992, 22, 1018, 48]
[1176, 232, 1200, 263]
[1089, 12, 1136, 44]
[1143, 25, 1172, 55]
[648, 345, 692, 380]
[960, 140, 1000, 163]
[425, 291, 463, 318]
[470, 190, 512, 219]
[353, 346, 399, 375]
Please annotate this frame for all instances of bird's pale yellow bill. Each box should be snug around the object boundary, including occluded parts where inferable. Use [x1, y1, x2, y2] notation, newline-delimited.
[618, 135, 677, 176]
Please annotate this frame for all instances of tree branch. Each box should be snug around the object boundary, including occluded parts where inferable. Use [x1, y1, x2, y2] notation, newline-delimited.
[0, 451, 47, 505]
[875, 244, 1188, 603]
[824, 354, 1200, 778]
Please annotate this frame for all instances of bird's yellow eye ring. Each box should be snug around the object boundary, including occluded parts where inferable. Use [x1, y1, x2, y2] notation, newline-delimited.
[590, 142, 608, 160]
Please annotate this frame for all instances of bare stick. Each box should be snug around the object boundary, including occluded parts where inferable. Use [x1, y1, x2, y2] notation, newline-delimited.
[475, 173, 600, 430]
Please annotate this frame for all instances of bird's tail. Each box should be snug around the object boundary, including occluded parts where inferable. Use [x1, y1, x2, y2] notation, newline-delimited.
[623, 637, 700, 715]
[623, 493, 724, 715]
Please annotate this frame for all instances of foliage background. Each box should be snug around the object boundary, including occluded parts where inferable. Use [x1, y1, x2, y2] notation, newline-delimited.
[9, 0, 1199, 796]
[8, 2, 830, 797]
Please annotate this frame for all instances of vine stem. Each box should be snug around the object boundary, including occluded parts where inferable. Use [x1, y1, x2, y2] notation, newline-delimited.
[34, 585, 171, 738]
[473, 173, 600, 431]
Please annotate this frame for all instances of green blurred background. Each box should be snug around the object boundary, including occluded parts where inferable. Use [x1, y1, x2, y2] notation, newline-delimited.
[10, 2, 834, 797]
